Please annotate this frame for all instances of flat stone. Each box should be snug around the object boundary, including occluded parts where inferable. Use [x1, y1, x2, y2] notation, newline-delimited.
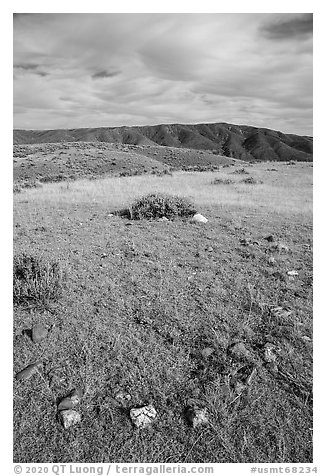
[264, 235, 275, 242]
[201, 347, 215, 359]
[32, 324, 48, 343]
[190, 213, 208, 224]
[228, 342, 252, 361]
[130, 405, 157, 429]
[57, 388, 82, 411]
[185, 406, 209, 428]
[59, 409, 81, 429]
[16, 362, 41, 381]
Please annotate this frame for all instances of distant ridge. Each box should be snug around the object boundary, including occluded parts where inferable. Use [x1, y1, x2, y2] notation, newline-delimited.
[13, 122, 313, 162]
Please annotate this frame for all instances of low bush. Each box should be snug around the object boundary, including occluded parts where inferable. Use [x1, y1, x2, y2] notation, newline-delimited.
[241, 176, 263, 184]
[13, 253, 65, 305]
[130, 193, 197, 220]
[231, 167, 250, 175]
[211, 178, 234, 185]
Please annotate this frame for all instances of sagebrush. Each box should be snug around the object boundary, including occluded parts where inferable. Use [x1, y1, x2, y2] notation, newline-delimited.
[13, 253, 65, 305]
[130, 193, 197, 220]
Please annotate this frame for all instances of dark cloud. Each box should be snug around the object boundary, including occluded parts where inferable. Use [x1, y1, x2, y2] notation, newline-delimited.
[14, 63, 39, 70]
[91, 70, 120, 79]
[262, 13, 313, 40]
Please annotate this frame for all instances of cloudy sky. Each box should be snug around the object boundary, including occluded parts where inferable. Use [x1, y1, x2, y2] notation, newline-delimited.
[13, 13, 313, 135]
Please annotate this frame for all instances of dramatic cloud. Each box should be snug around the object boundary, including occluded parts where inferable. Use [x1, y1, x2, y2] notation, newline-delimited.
[92, 70, 120, 79]
[262, 13, 313, 40]
[13, 13, 313, 135]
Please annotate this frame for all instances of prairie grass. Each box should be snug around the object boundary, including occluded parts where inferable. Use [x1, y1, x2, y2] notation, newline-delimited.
[13, 162, 313, 463]
[15, 163, 312, 217]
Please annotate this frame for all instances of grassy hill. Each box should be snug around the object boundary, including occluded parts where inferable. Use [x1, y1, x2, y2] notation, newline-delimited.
[13, 142, 237, 187]
[13, 122, 313, 163]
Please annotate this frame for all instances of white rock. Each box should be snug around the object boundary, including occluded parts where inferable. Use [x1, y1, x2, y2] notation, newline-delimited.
[59, 409, 81, 429]
[287, 270, 299, 276]
[185, 407, 209, 428]
[130, 405, 157, 429]
[191, 213, 208, 224]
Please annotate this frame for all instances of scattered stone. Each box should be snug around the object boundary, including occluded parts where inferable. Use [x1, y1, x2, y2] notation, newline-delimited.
[265, 362, 278, 374]
[190, 213, 208, 224]
[158, 216, 169, 222]
[114, 390, 132, 405]
[101, 253, 108, 258]
[206, 246, 214, 252]
[32, 324, 48, 343]
[302, 335, 312, 342]
[16, 362, 41, 381]
[108, 213, 114, 217]
[59, 409, 81, 429]
[130, 405, 157, 429]
[228, 342, 252, 361]
[267, 256, 276, 265]
[272, 271, 286, 282]
[270, 306, 293, 321]
[58, 388, 83, 411]
[184, 406, 209, 428]
[264, 234, 275, 242]
[201, 347, 215, 359]
[287, 270, 299, 276]
[271, 242, 289, 253]
[240, 238, 250, 246]
[263, 343, 277, 363]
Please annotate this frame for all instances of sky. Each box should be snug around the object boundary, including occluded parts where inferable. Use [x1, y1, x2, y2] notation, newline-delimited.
[13, 13, 313, 135]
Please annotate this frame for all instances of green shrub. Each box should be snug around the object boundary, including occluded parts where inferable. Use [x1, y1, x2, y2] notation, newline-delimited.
[130, 193, 197, 220]
[211, 178, 234, 185]
[13, 253, 65, 305]
[232, 167, 249, 175]
[241, 176, 263, 184]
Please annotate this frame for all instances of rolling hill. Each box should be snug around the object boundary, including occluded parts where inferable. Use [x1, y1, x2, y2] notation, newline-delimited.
[13, 122, 313, 163]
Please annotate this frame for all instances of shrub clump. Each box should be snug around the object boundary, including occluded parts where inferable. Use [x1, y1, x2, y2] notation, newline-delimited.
[130, 193, 197, 220]
[231, 167, 250, 175]
[241, 176, 263, 184]
[13, 253, 65, 305]
[211, 178, 234, 185]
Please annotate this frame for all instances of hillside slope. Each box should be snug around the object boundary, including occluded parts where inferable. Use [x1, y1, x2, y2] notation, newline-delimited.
[13, 122, 313, 163]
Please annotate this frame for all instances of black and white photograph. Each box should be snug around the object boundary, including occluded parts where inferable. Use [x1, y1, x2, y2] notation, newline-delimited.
[12, 9, 314, 467]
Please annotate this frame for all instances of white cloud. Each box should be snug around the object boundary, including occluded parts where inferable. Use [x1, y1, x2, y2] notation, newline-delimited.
[13, 13, 312, 135]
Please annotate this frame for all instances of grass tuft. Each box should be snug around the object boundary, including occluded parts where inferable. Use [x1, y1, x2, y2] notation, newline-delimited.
[211, 178, 235, 185]
[13, 252, 65, 306]
[130, 193, 197, 220]
[241, 176, 263, 185]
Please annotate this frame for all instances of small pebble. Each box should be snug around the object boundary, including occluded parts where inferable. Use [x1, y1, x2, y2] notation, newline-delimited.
[59, 409, 81, 429]
[185, 406, 209, 428]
